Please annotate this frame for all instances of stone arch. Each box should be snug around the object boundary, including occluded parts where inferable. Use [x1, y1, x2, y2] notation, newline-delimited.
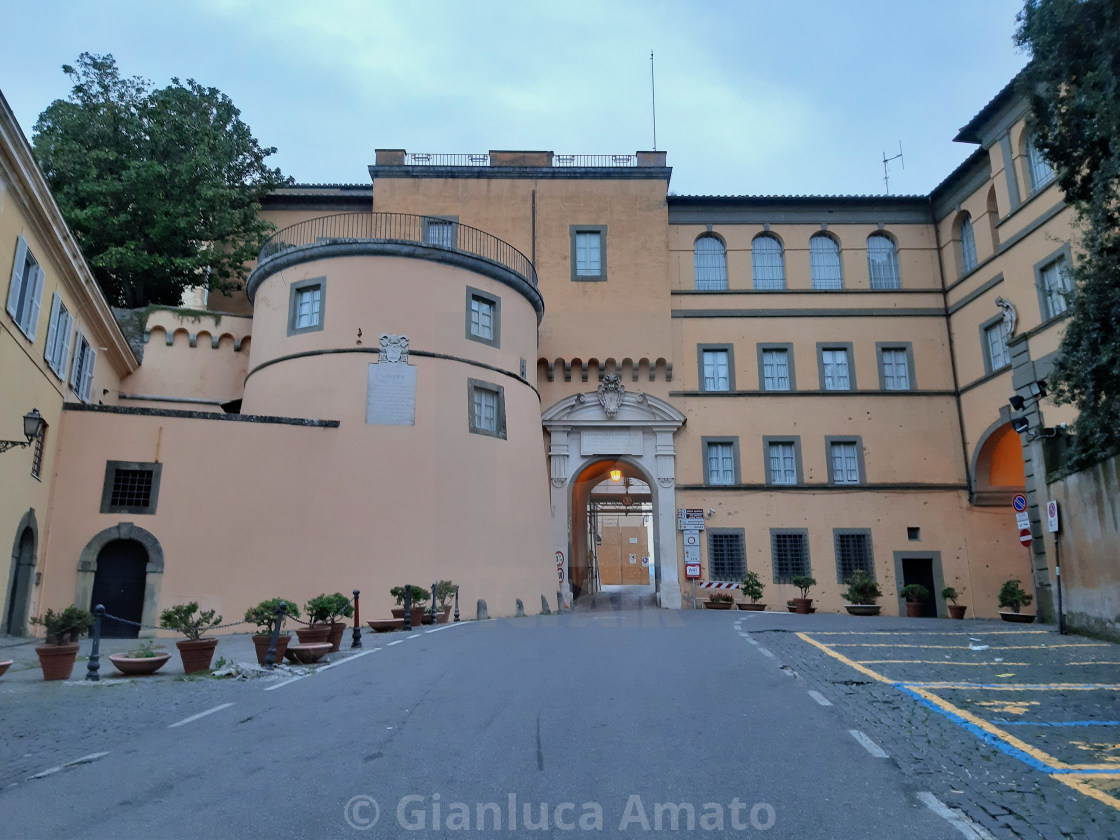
[970, 417, 1026, 506]
[76, 523, 165, 638]
[3, 509, 38, 636]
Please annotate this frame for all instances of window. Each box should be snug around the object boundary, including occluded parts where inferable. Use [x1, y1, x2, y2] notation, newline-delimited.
[809, 234, 842, 290]
[827, 438, 863, 485]
[760, 347, 792, 391]
[752, 234, 785, 290]
[866, 234, 900, 290]
[699, 347, 732, 392]
[467, 379, 506, 439]
[765, 438, 800, 485]
[1037, 253, 1072, 320]
[424, 217, 457, 248]
[983, 318, 1010, 373]
[570, 226, 606, 281]
[819, 345, 853, 391]
[6, 235, 44, 341]
[43, 293, 73, 379]
[1025, 135, 1055, 193]
[703, 438, 739, 486]
[877, 344, 912, 391]
[707, 530, 745, 580]
[770, 530, 810, 583]
[466, 287, 501, 347]
[834, 529, 873, 583]
[100, 461, 163, 515]
[70, 331, 96, 403]
[958, 214, 977, 275]
[694, 235, 727, 290]
[30, 422, 46, 480]
[288, 277, 325, 335]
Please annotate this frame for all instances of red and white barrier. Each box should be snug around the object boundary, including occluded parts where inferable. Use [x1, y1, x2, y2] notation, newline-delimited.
[697, 581, 740, 589]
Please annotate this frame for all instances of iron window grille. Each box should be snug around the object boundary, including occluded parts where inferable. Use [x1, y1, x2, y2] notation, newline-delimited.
[708, 532, 745, 580]
[834, 530, 874, 583]
[771, 531, 810, 583]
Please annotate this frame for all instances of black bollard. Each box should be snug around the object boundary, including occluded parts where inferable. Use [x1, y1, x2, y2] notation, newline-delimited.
[86, 604, 105, 682]
[403, 585, 412, 631]
[351, 589, 362, 648]
[454, 585, 460, 623]
[431, 582, 438, 624]
[265, 601, 286, 668]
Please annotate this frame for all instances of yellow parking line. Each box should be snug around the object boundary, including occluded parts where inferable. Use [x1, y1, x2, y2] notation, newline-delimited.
[1059, 776, 1120, 810]
[796, 632, 893, 684]
[856, 660, 1028, 666]
[1068, 662, 1120, 666]
[808, 630, 1051, 636]
[905, 683, 1120, 691]
[828, 643, 1107, 649]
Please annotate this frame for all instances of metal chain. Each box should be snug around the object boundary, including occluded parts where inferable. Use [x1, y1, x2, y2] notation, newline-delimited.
[0, 637, 38, 650]
[101, 611, 248, 632]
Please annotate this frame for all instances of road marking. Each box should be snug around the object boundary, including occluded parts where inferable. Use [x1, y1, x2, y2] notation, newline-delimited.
[808, 690, 832, 707]
[828, 643, 1106, 649]
[29, 752, 110, 780]
[848, 730, 888, 758]
[386, 640, 404, 646]
[1069, 661, 1120, 666]
[315, 648, 378, 672]
[808, 630, 1050, 636]
[995, 720, 1120, 727]
[168, 703, 234, 728]
[756, 647, 775, 658]
[904, 682, 1120, 691]
[916, 792, 995, 839]
[425, 622, 469, 634]
[797, 632, 893, 684]
[856, 660, 1029, 666]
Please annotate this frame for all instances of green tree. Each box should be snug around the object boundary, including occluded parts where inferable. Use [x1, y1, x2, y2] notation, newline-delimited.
[32, 53, 289, 307]
[1015, 0, 1120, 471]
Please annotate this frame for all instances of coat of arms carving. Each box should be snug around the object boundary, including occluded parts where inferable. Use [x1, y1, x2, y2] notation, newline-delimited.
[597, 374, 625, 418]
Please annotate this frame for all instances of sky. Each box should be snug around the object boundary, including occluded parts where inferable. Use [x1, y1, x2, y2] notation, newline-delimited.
[0, 0, 1031, 198]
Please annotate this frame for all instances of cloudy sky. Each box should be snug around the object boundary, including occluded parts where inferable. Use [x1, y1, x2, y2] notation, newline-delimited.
[1, 0, 1029, 197]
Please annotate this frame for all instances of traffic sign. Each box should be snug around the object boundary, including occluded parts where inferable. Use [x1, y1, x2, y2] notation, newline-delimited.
[683, 531, 700, 547]
[1015, 511, 1030, 529]
[1012, 494, 1028, 512]
[677, 509, 705, 530]
[1019, 528, 1033, 548]
[1046, 500, 1060, 533]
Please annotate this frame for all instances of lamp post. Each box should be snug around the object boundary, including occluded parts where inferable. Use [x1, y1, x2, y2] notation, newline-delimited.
[0, 408, 44, 454]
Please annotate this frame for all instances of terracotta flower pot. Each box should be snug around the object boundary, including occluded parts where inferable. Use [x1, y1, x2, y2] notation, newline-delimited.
[948, 604, 967, 620]
[737, 603, 766, 611]
[705, 599, 735, 610]
[251, 634, 291, 666]
[1000, 611, 1035, 623]
[905, 601, 923, 617]
[437, 605, 452, 624]
[295, 625, 330, 645]
[0, 659, 13, 678]
[326, 622, 347, 652]
[845, 605, 881, 616]
[793, 598, 813, 615]
[176, 638, 219, 674]
[109, 652, 171, 676]
[36, 643, 80, 681]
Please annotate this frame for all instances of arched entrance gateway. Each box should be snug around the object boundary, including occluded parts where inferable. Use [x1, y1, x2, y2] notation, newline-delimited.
[542, 376, 685, 609]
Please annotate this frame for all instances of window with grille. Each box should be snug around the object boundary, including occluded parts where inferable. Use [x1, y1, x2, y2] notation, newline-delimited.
[834, 530, 873, 583]
[705, 440, 736, 485]
[708, 531, 745, 580]
[570, 226, 606, 281]
[820, 347, 851, 390]
[425, 218, 456, 248]
[468, 379, 506, 439]
[767, 440, 798, 485]
[867, 234, 900, 290]
[288, 277, 325, 335]
[984, 320, 1010, 372]
[810, 234, 842, 290]
[1025, 136, 1055, 193]
[100, 461, 162, 514]
[762, 348, 791, 391]
[959, 214, 977, 275]
[770, 530, 810, 583]
[829, 441, 861, 485]
[752, 234, 785, 290]
[879, 347, 911, 390]
[1039, 257, 1072, 320]
[701, 348, 731, 391]
[694, 235, 727, 290]
[466, 288, 500, 347]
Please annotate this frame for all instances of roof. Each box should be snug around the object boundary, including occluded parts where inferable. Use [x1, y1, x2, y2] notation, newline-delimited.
[668, 193, 928, 204]
[954, 69, 1028, 144]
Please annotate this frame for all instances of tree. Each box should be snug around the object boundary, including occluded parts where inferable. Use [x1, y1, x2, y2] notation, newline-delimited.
[32, 53, 289, 307]
[1015, 0, 1120, 472]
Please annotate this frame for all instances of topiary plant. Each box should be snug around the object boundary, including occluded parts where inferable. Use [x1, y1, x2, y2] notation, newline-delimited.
[998, 579, 1034, 613]
[941, 586, 960, 605]
[842, 570, 883, 605]
[390, 585, 430, 608]
[159, 602, 223, 641]
[434, 581, 457, 611]
[305, 592, 354, 625]
[900, 584, 930, 604]
[739, 571, 765, 604]
[31, 606, 94, 645]
[244, 598, 300, 635]
[791, 575, 816, 599]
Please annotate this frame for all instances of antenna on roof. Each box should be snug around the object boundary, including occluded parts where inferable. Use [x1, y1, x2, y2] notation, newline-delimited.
[883, 142, 904, 194]
[650, 50, 657, 151]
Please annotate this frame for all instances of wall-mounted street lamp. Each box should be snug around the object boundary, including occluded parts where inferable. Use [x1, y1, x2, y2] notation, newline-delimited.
[609, 469, 622, 482]
[0, 408, 44, 454]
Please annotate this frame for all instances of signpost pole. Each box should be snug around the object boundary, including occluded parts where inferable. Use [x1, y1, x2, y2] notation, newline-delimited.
[1055, 533, 1065, 635]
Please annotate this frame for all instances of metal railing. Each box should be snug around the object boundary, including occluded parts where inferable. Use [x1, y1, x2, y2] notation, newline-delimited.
[400, 152, 638, 168]
[553, 154, 636, 167]
[257, 212, 537, 287]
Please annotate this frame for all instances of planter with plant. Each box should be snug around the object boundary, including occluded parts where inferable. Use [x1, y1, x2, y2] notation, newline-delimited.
[842, 570, 883, 616]
[998, 579, 1035, 623]
[705, 591, 735, 610]
[737, 571, 766, 611]
[31, 606, 94, 680]
[943, 587, 967, 620]
[305, 593, 353, 650]
[109, 640, 171, 676]
[786, 599, 797, 613]
[434, 581, 457, 623]
[159, 602, 223, 674]
[245, 598, 299, 665]
[900, 584, 930, 618]
[390, 585, 432, 625]
[791, 575, 816, 614]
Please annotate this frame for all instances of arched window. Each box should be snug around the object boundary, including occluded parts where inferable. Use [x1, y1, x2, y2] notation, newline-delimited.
[958, 213, 977, 275]
[986, 186, 1000, 250]
[809, 234, 842, 290]
[694, 235, 727, 291]
[866, 233, 900, 290]
[751, 234, 785, 290]
[1025, 134, 1055, 193]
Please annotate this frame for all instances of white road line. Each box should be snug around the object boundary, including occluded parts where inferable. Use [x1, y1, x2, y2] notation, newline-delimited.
[916, 792, 996, 839]
[386, 640, 405, 646]
[264, 674, 307, 691]
[29, 752, 110, 780]
[808, 690, 833, 707]
[757, 647, 775, 658]
[316, 648, 378, 672]
[168, 703, 234, 728]
[746, 638, 759, 646]
[848, 729, 889, 758]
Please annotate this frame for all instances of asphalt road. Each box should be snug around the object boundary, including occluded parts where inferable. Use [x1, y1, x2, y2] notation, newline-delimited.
[2, 603, 986, 839]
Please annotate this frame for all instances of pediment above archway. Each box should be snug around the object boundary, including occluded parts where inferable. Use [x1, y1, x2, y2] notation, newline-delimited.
[542, 381, 685, 430]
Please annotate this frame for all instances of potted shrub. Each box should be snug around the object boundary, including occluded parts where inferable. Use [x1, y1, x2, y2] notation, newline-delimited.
[943, 586, 967, 620]
[305, 593, 353, 651]
[434, 581, 457, 623]
[705, 591, 735, 610]
[738, 571, 766, 611]
[109, 640, 171, 676]
[390, 585, 432, 625]
[159, 602, 223, 674]
[842, 570, 883, 616]
[30, 606, 94, 681]
[998, 579, 1035, 623]
[791, 575, 816, 614]
[900, 584, 930, 617]
[245, 598, 300, 665]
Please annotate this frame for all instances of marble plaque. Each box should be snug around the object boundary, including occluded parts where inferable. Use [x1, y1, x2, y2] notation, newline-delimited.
[366, 362, 416, 425]
[580, 429, 640, 455]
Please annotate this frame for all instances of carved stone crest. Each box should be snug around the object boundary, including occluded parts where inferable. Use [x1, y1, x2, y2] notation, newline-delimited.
[995, 297, 1017, 338]
[379, 334, 409, 364]
[597, 375, 625, 419]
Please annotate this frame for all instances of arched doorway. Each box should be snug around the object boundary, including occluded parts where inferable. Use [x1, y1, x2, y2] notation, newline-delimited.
[4, 512, 37, 636]
[971, 420, 1027, 506]
[90, 540, 149, 638]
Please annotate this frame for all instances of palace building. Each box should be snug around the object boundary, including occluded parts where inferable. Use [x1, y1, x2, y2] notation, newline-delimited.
[1, 72, 1079, 633]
